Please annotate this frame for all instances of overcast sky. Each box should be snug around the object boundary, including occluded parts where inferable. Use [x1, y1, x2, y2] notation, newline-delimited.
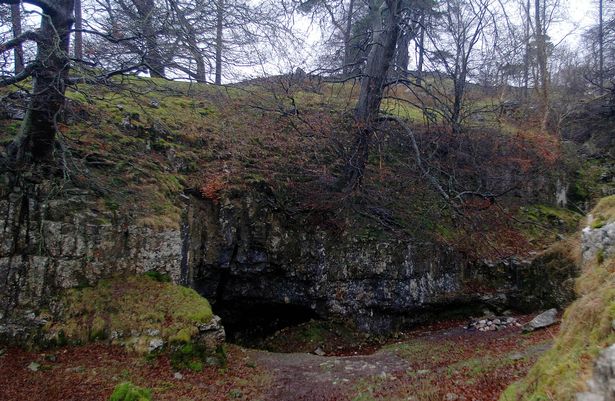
[556, 0, 596, 45]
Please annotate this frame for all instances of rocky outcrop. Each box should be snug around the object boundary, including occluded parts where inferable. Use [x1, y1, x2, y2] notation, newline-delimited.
[582, 221, 615, 262]
[184, 186, 579, 333]
[0, 174, 581, 341]
[0, 175, 187, 342]
[576, 344, 615, 401]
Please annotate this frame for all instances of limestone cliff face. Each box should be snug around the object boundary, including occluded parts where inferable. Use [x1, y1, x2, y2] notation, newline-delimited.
[184, 186, 578, 332]
[0, 176, 579, 340]
[0, 177, 186, 340]
[185, 188, 467, 332]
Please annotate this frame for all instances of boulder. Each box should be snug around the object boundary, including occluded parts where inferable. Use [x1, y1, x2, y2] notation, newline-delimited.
[523, 308, 558, 332]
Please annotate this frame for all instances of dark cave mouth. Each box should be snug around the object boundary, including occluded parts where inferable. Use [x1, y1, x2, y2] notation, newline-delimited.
[213, 300, 321, 347]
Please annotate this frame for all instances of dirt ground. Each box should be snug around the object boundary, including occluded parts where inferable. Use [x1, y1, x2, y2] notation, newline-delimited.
[0, 315, 557, 401]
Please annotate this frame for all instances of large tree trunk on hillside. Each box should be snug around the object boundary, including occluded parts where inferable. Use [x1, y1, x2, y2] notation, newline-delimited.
[394, 29, 410, 79]
[8, 0, 75, 164]
[416, 13, 425, 86]
[339, 0, 402, 191]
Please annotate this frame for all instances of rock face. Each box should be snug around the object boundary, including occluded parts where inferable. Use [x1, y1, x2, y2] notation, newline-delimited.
[0, 175, 581, 341]
[577, 344, 615, 401]
[186, 188, 468, 332]
[183, 186, 578, 333]
[582, 221, 615, 262]
[0, 176, 187, 342]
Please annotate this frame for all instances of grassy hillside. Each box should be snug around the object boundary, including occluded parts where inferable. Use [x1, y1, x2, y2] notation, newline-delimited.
[500, 196, 615, 401]
[0, 77, 579, 258]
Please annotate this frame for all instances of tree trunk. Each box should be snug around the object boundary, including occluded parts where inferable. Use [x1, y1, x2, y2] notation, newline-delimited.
[170, 0, 206, 83]
[599, 0, 604, 93]
[215, 0, 224, 85]
[9, 0, 75, 163]
[10, 3, 24, 73]
[535, 0, 549, 132]
[340, 0, 402, 191]
[394, 30, 410, 79]
[523, 0, 530, 100]
[134, 0, 165, 78]
[74, 0, 83, 60]
[416, 13, 425, 86]
[342, 0, 355, 76]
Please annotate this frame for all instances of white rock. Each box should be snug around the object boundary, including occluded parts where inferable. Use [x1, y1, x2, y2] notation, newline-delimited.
[148, 338, 164, 353]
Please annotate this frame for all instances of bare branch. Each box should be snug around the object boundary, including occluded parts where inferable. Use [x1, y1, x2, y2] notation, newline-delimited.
[0, 63, 35, 86]
[0, 29, 39, 53]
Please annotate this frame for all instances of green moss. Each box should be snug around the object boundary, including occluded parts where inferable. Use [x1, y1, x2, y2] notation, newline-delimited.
[591, 216, 607, 229]
[109, 382, 152, 401]
[47, 275, 213, 352]
[169, 327, 193, 344]
[143, 271, 171, 283]
[170, 343, 206, 372]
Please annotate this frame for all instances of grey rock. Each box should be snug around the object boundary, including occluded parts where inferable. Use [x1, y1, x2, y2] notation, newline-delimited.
[0, 179, 579, 342]
[27, 362, 40, 372]
[173, 372, 184, 380]
[576, 344, 615, 401]
[148, 338, 164, 353]
[196, 315, 225, 350]
[523, 308, 558, 332]
[314, 347, 326, 356]
[576, 394, 605, 401]
[145, 328, 161, 337]
[582, 222, 615, 264]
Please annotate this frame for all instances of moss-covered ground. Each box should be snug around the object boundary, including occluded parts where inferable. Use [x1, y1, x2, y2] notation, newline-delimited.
[0, 77, 579, 257]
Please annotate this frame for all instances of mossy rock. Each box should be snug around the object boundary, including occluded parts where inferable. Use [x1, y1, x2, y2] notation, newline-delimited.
[46, 274, 214, 353]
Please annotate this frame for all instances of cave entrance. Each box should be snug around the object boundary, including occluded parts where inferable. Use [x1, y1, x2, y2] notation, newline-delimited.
[213, 300, 320, 347]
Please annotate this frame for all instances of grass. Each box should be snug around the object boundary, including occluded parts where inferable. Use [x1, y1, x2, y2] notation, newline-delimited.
[589, 195, 615, 228]
[500, 197, 615, 401]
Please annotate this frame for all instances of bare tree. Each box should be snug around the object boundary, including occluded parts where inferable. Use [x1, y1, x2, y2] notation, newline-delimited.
[340, 0, 404, 190]
[534, 0, 549, 132]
